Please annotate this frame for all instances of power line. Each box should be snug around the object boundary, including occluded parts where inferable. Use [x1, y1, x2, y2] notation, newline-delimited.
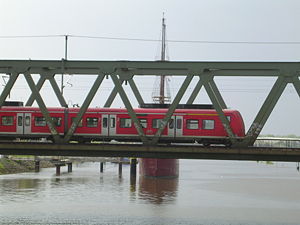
[0, 34, 300, 45]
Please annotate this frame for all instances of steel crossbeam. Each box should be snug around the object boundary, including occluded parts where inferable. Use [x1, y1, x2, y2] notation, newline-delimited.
[0, 60, 299, 146]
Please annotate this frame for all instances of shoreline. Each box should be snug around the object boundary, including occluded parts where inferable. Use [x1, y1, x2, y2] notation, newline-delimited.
[0, 158, 54, 175]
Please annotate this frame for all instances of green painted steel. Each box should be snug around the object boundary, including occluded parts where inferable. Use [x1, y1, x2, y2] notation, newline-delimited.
[0, 72, 18, 107]
[150, 75, 194, 144]
[24, 72, 61, 143]
[0, 60, 300, 147]
[186, 77, 203, 104]
[48, 76, 68, 108]
[202, 74, 234, 142]
[110, 74, 148, 143]
[128, 78, 144, 106]
[63, 74, 105, 143]
[104, 78, 125, 107]
[244, 77, 288, 146]
[0, 142, 300, 162]
[25, 76, 46, 106]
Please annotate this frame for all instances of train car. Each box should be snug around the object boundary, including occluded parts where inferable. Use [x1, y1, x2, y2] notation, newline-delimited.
[0, 106, 245, 145]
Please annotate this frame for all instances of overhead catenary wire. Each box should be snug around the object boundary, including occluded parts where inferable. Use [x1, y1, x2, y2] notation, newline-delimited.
[0, 34, 300, 45]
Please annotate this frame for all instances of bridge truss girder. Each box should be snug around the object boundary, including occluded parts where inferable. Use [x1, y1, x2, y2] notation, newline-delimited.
[0, 60, 299, 147]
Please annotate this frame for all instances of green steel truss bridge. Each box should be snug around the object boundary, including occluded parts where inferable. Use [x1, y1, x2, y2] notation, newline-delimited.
[0, 60, 299, 161]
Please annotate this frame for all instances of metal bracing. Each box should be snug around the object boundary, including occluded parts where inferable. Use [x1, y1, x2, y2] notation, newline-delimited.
[243, 77, 288, 146]
[292, 76, 300, 98]
[63, 74, 105, 143]
[0, 60, 300, 147]
[24, 72, 62, 143]
[110, 74, 148, 143]
[128, 78, 144, 106]
[0, 72, 18, 107]
[186, 77, 204, 104]
[104, 78, 125, 107]
[150, 75, 194, 144]
[25, 74, 68, 107]
[201, 74, 234, 142]
[26, 76, 46, 106]
[48, 76, 68, 107]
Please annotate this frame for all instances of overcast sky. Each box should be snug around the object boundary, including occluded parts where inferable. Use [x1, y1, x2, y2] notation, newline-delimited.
[0, 0, 300, 136]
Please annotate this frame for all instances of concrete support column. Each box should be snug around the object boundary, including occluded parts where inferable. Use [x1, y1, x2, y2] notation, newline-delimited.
[56, 165, 61, 176]
[118, 158, 123, 176]
[67, 163, 72, 172]
[130, 158, 137, 177]
[34, 160, 40, 172]
[100, 162, 104, 173]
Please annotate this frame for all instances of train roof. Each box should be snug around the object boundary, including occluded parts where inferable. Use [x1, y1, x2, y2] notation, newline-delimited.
[0, 106, 239, 114]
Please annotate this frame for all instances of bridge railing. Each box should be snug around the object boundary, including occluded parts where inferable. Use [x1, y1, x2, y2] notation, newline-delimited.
[254, 137, 300, 148]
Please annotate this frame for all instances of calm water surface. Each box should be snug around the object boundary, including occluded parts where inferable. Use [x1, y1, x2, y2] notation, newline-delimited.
[0, 159, 300, 225]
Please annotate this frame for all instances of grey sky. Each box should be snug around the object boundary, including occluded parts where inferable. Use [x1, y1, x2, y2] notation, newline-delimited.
[0, 0, 299, 136]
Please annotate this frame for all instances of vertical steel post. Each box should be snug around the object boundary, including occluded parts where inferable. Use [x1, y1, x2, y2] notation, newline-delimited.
[0, 72, 19, 107]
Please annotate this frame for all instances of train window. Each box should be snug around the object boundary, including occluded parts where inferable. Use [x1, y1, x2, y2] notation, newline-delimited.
[87, 117, 98, 127]
[18, 116, 23, 126]
[176, 119, 182, 129]
[51, 117, 62, 127]
[110, 118, 115, 128]
[226, 116, 231, 122]
[187, 119, 199, 129]
[25, 116, 30, 126]
[2, 116, 14, 126]
[139, 119, 147, 128]
[120, 118, 132, 128]
[169, 119, 174, 129]
[152, 119, 164, 129]
[203, 120, 215, 130]
[71, 117, 83, 127]
[35, 117, 46, 127]
[103, 118, 108, 128]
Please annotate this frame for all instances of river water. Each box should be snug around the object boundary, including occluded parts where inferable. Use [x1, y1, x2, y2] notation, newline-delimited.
[0, 159, 300, 225]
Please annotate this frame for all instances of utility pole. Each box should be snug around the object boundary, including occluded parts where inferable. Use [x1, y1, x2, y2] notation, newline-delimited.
[159, 16, 166, 104]
[61, 35, 68, 95]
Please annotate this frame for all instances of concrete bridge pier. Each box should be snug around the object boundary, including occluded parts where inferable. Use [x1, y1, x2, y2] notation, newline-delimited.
[34, 160, 40, 172]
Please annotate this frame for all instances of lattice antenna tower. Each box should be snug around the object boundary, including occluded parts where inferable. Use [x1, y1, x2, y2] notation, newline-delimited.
[152, 14, 172, 104]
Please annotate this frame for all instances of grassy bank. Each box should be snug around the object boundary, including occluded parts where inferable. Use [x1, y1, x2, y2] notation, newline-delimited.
[0, 158, 54, 175]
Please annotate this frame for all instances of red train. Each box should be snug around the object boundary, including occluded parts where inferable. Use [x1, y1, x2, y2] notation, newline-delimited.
[0, 106, 245, 145]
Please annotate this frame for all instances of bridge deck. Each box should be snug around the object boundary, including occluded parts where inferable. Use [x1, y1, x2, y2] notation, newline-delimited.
[1, 142, 300, 162]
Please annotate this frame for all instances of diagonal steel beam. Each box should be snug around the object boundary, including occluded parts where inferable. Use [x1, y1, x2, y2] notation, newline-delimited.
[128, 78, 144, 106]
[24, 72, 61, 143]
[48, 76, 68, 107]
[186, 77, 204, 104]
[104, 77, 125, 107]
[202, 75, 235, 142]
[244, 76, 288, 146]
[0, 72, 19, 107]
[292, 76, 300, 98]
[208, 78, 227, 109]
[63, 74, 105, 143]
[110, 74, 148, 144]
[150, 75, 194, 145]
[25, 76, 47, 106]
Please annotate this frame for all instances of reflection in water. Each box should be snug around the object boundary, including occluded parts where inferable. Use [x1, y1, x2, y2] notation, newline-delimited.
[138, 176, 178, 204]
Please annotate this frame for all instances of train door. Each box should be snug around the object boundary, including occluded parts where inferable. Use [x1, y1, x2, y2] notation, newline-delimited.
[175, 116, 183, 138]
[16, 113, 31, 135]
[101, 114, 116, 137]
[16, 113, 24, 135]
[168, 116, 176, 138]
